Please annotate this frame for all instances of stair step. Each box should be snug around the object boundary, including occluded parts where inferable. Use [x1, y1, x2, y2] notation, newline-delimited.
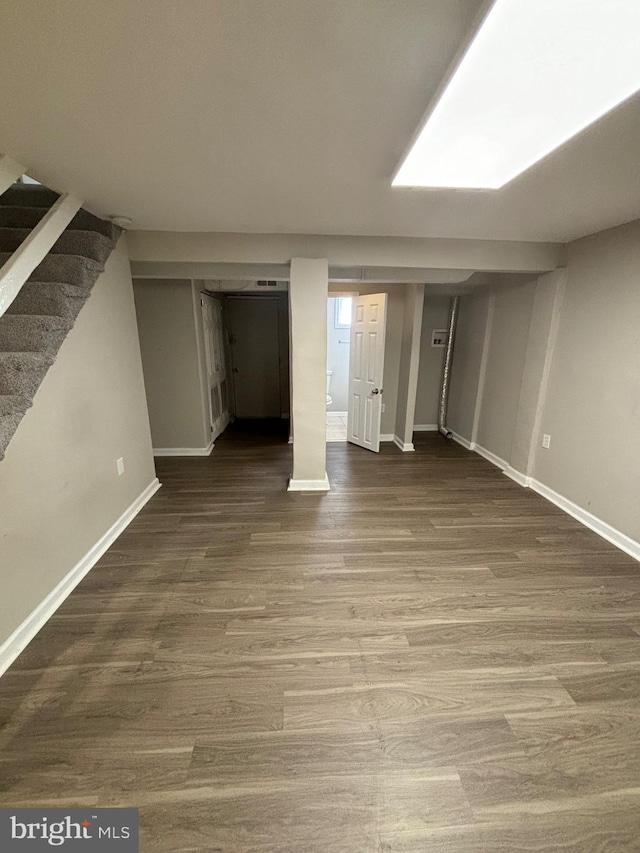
[0, 252, 103, 288]
[0, 190, 120, 460]
[0, 184, 60, 208]
[0, 410, 27, 460]
[0, 393, 31, 417]
[0, 227, 115, 265]
[73, 210, 121, 242]
[0, 206, 121, 241]
[0, 314, 71, 354]
[0, 206, 48, 229]
[6, 281, 86, 319]
[0, 351, 55, 396]
[55, 230, 116, 264]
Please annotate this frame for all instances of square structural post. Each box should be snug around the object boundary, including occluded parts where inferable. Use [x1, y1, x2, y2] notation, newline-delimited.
[394, 283, 425, 451]
[288, 257, 330, 491]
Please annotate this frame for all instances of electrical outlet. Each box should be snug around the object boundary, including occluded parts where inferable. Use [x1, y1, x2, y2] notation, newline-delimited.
[116, 457, 125, 476]
[381, 403, 386, 412]
[542, 434, 551, 449]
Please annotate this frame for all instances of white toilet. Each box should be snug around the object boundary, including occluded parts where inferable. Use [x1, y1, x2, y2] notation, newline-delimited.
[326, 369, 333, 409]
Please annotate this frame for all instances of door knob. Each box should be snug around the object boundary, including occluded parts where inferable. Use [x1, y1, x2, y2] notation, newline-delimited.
[371, 388, 381, 395]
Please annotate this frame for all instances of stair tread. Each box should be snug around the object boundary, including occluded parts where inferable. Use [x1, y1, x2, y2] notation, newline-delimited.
[0, 351, 55, 362]
[0, 185, 60, 207]
[0, 206, 49, 212]
[0, 247, 104, 257]
[0, 250, 102, 266]
[0, 314, 71, 353]
[0, 252, 103, 288]
[0, 392, 31, 399]
[0, 313, 71, 327]
[0, 227, 116, 264]
[10, 279, 86, 292]
[0, 226, 114, 243]
[0, 206, 121, 243]
[0, 394, 31, 415]
[0, 206, 48, 227]
[5, 281, 85, 314]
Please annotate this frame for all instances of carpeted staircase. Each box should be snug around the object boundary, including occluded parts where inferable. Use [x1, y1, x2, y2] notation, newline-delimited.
[0, 184, 122, 460]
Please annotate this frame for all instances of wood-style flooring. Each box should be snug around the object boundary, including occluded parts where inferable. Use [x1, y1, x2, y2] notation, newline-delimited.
[2, 423, 640, 851]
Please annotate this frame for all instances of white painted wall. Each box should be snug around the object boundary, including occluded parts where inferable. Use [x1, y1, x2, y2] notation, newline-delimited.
[447, 289, 492, 441]
[133, 279, 209, 451]
[0, 237, 156, 650]
[510, 270, 566, 477]
[414, 295, 451, 427]
[326, 298, 350, 412]
[475, 278, 536, 462]
[447, 217, 640, 549]
[533, 222, 640, 542]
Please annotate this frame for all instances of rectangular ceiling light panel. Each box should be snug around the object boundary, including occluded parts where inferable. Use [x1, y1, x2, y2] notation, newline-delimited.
[393, 0, 640, 189]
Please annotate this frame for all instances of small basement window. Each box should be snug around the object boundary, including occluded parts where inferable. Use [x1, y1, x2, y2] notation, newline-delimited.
[334, 297, 352, 329]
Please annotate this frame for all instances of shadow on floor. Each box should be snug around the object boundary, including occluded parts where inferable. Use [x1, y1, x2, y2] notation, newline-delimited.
[217, 417, 290, 444]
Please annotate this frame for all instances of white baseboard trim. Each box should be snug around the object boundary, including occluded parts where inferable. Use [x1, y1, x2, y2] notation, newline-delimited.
[328, 411, 347, 417]
[474, 442, 508, 471]
[528, 478, 640, 563]
[504, 466, 531, 487]
[451, 434, 512, 477]
[449, 434, 640, 564]
[153, 441, 214, 457]
[393, 435, 415, 452]
[380, 434, 395, 442]
[450, 431, 474, 451]
[288, 475, 331, 492]
[0, 478, 162, 679]
[413, 424, 438, 431]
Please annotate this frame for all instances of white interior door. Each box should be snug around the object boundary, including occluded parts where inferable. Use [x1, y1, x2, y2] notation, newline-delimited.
[347, 293, 387, 452]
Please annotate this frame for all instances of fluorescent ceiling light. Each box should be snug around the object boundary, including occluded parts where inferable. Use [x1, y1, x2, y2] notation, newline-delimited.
[393, 0, 640, 189]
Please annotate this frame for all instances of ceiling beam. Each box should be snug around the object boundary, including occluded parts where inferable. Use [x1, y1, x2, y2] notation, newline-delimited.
[127, 231, 565, 275]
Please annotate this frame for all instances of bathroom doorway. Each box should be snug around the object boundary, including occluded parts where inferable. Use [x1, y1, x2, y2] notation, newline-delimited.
[326, 296, 351, 442]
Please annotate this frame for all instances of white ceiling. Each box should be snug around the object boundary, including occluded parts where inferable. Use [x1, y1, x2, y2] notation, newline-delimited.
[1, 0, 640, 242]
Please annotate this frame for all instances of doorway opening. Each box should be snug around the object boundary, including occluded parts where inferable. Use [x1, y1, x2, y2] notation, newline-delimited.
[222, 293, 290, 440]
[326, 296, 351, 441]
[329, 291, 388, 452]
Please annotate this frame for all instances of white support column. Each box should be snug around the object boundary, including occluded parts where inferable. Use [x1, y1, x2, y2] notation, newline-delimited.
[288, 257, 330, 491]
[0, 153, 24, 197]
[394, 283, 425, 451]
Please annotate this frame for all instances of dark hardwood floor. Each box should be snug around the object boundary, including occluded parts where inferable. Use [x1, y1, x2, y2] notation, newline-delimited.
[2, 425, 640, 851]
